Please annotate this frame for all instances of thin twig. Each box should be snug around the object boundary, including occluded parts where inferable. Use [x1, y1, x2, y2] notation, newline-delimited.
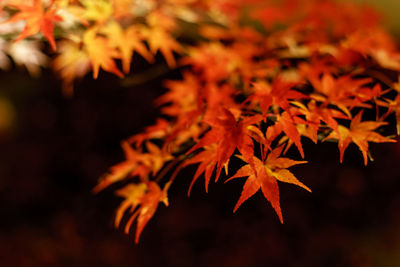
[154, 155, 185, 183]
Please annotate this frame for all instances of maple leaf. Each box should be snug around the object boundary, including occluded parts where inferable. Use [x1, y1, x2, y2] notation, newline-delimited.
[325, 111, 396, 165]
[185, 144, 218, 195]
[376, 93, 400, 135]
[4, 0, 62, 51]
[141, 12, 181, 68]
[115, 181, 170, 243]
[114, 183, 147, 229]
[203, 82, 240, 113]
[128, 118, 170, 147]
[309, 74, 373, 112]
[83, 27, 123, 79]
[92, 141, 148, 193]
[276, 123, 319, 156]
[143, 141, 174, 176]
[102, 22, 154, 73]
[248, 78, 306, 116]
[187, 108, 263, 181]
[112, 0, 134, 19]
[156, 72, 200, 116]
[266, 111, 306, 158]
[142, 27, 181, 68]
[291, 100, 349, 137]
[67, 0, 113, 25]
[52, 39, 91, 96]
[8, 39, 49, 77]
[93, 140, 173, 194]
[226, 146, 309, 223]
[182, 43, 234, 82]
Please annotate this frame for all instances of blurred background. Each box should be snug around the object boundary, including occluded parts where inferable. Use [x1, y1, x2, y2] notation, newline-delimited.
[1, 1, 400, 266]
[354, 0, 400, 36]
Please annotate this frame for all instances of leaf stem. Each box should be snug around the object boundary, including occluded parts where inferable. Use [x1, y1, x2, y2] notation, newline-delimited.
[154, 155, 185, 183]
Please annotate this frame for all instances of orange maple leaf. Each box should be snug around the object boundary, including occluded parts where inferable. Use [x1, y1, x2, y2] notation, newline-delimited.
[266, 111, 306, 158]
[310, 74, 373, 112]
[156, 73, 201, 116]
[185, 144, 218, 195]
[5, 0, 62, 51]
[292, 100, 349, 138]
[128, 118, 170, 147]
[249, 78, 306, 116]
[102, 22, 154, 73]
[115, 181, 170, 243]
[92, 141, 148, 193]
[187, 108, 263, 181]
[52, 39, 91, 96]
[141, 11, 181, 68]
[83, 28, 123, 79]
[226, 146, 309, 223]
[376, 94, 400, 135]
[325, 111, 396, 165]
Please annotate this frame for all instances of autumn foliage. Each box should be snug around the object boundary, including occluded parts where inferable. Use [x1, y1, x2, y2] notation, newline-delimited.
[1, 0, 400, 243]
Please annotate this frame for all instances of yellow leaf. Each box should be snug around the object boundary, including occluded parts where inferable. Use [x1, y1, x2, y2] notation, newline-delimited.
[83, 27, 123, 79]
[53, 39, 91, 96]
[101, 21, 154, 73]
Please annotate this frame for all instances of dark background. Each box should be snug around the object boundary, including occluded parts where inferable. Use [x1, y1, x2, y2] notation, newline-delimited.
[1, 58, 400, 267]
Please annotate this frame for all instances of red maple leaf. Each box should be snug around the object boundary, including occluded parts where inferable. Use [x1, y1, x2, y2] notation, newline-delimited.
[266, 111, 306, 158]
[248, 78, 306, 116]
[187, 108, 263, 181]
[115, 181, 170, 243]
[5, 0, 62, 51]
[185, 144, 218, 195]
[226, 146, 309, 223]
[325, 111, 396, 165]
